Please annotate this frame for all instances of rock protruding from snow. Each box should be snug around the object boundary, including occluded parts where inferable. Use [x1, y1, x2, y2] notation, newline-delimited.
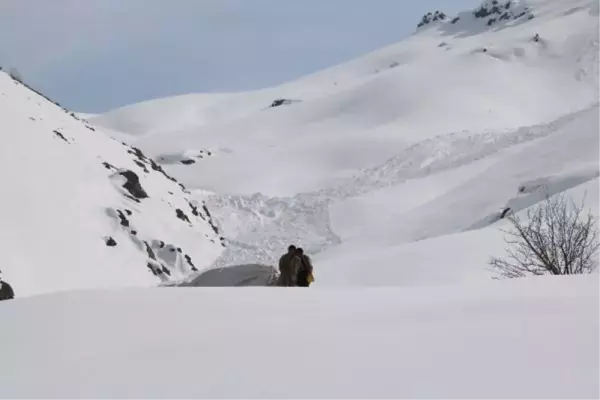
[418, 0, 534, 34]
[417, 10, 447, 28]
[269, 99, 300, 108]
[472, 0, 533, 26]
[118, 170, 149, 200]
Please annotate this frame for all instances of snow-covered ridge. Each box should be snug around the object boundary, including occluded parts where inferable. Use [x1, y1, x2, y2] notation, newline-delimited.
[417, 0, 534, 31]
[0, 72, 225, 296]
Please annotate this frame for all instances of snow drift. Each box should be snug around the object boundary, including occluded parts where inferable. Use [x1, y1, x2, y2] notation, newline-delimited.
[0, 275, 597, 398]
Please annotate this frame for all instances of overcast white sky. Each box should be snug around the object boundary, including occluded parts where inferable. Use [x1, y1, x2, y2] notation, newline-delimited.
[0, 0, 478, 112]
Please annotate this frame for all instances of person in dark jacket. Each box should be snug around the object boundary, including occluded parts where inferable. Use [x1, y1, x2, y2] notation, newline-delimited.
[0, 271, 14, 301]
[277, 245, 297, 286]
[295, 247, 313, 287]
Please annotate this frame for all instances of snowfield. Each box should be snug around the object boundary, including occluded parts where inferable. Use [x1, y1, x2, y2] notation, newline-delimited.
[0, 275, 597, 399]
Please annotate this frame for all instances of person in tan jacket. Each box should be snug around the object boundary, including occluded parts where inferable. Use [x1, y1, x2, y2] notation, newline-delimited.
[278, 245, 297, 286]
[295, 247, 314, 287]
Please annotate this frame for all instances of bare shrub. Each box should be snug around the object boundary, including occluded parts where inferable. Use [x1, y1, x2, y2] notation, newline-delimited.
[490, 190, 599, 278]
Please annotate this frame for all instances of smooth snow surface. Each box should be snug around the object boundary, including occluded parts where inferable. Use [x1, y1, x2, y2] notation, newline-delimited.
[89, 0, 599, 287]
[0, 276, 597, 398]
[0, 74, 224, 296]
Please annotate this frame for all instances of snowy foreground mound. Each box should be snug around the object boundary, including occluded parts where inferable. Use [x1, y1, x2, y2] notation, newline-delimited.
[0, 73, 224, 296]
[0, 275, 597, 398]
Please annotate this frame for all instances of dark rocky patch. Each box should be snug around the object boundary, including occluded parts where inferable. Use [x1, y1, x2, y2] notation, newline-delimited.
[131, 230, 137, 236]
[201, 203, 220, 235]
[29, 117, 36, 121]
[470, 1, 531, 25]
[53, 130, 69, 143]
[147, 262, 159, 276]
[105, 237, 117, 247]
[180, 159, 196, 165]
[116, 210, 130, 227]
[85, 125, 96, 132]
[170, 248, 176, 252]
[451, 16, 460, 24]
[178, 183, 189, 193]
[161, 265, 171, 276]
[500, 207, 512, 219]
[159, 241, 165, 248]
[175, 208, 191, 224]
[270, 99, 295, 108]
[119, 170, 148, 200]
[144, 241, 157, 260]
[187, 200, 203, 219]
[184, 254, 198, 271]
[125, 209, 132, 216]
[417, 10, 446, 28]
[102, 161, 116, 170]
[149, 158, 177, 182]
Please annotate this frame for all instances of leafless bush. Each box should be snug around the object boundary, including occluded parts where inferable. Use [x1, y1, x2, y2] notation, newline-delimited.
[490, 190, 599, 278]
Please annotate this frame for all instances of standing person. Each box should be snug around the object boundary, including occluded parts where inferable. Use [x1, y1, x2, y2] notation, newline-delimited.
[295, 247, 314, 287]
[0, 270, 14, 301]
[277, 245, 296, 286]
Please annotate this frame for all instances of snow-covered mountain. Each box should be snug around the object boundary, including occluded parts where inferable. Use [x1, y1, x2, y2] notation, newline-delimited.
[0, 73, 224, 296]
[1, 0, 598, 397]
[90, 0, 599, 279]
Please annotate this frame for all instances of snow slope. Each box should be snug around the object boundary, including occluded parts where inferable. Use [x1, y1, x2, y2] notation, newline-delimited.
[88, 0, 599, 287]
[91, 0, 598, 197]
[0, 73, 224, 296]
[0, 275, 597, 398]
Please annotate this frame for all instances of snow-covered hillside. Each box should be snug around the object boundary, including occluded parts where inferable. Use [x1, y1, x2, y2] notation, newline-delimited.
[89, 0, 599, 282]
[92, 0, 598, 197]
[0, 275, 597, 398]
[0, 73, 224, 296]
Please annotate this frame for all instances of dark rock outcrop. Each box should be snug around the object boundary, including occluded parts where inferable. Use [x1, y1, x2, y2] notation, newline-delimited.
[119, 170, 148, 200]
[417, 10, 447, 28]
